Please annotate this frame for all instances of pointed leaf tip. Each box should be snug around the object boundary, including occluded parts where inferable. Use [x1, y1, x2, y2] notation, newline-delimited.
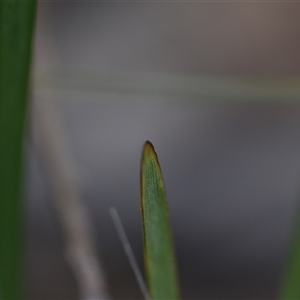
[140, 141, 180, 300]
[142, 141, 157, 161]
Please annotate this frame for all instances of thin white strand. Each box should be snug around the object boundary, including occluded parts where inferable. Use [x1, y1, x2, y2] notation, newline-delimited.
[109, 207, 151, 300]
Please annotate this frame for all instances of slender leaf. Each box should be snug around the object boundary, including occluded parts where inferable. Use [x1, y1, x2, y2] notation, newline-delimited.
[0, 1, 37, 299]
[140, 141, 180, 300]
[280, 214, 300, 300]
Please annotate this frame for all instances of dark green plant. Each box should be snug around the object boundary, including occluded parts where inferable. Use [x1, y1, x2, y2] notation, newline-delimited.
[0, 1, 37, 299]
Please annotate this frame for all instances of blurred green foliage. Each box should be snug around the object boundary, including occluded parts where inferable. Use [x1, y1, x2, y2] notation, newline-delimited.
[0, 1, 36, 299]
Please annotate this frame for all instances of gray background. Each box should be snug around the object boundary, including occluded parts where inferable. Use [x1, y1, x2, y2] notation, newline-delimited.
[25, 3, 300, 299]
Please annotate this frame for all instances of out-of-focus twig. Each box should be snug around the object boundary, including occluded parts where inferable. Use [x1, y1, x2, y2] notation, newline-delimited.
[36, 70, 300, 105]
[34, 97, 110, 300]
[33, 5, 111, 298]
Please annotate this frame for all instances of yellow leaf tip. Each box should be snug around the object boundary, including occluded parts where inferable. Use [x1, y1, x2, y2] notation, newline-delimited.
[142, 140, 157, 160]
[144, 140, 154, 150]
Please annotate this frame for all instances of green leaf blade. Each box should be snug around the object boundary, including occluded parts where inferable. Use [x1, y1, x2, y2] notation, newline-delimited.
[0, 1, 37, 299]
[280, 217, 300, 300]
[141, 141, 180, 300]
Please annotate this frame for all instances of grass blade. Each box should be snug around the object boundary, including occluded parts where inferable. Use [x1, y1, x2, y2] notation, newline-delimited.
[140, 141, 180, 300]
[0, 1, 37, 299]
[280, 215, 300, 300]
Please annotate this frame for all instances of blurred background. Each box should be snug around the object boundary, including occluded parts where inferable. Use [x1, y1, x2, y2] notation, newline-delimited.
[25, 2, 300, 299]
